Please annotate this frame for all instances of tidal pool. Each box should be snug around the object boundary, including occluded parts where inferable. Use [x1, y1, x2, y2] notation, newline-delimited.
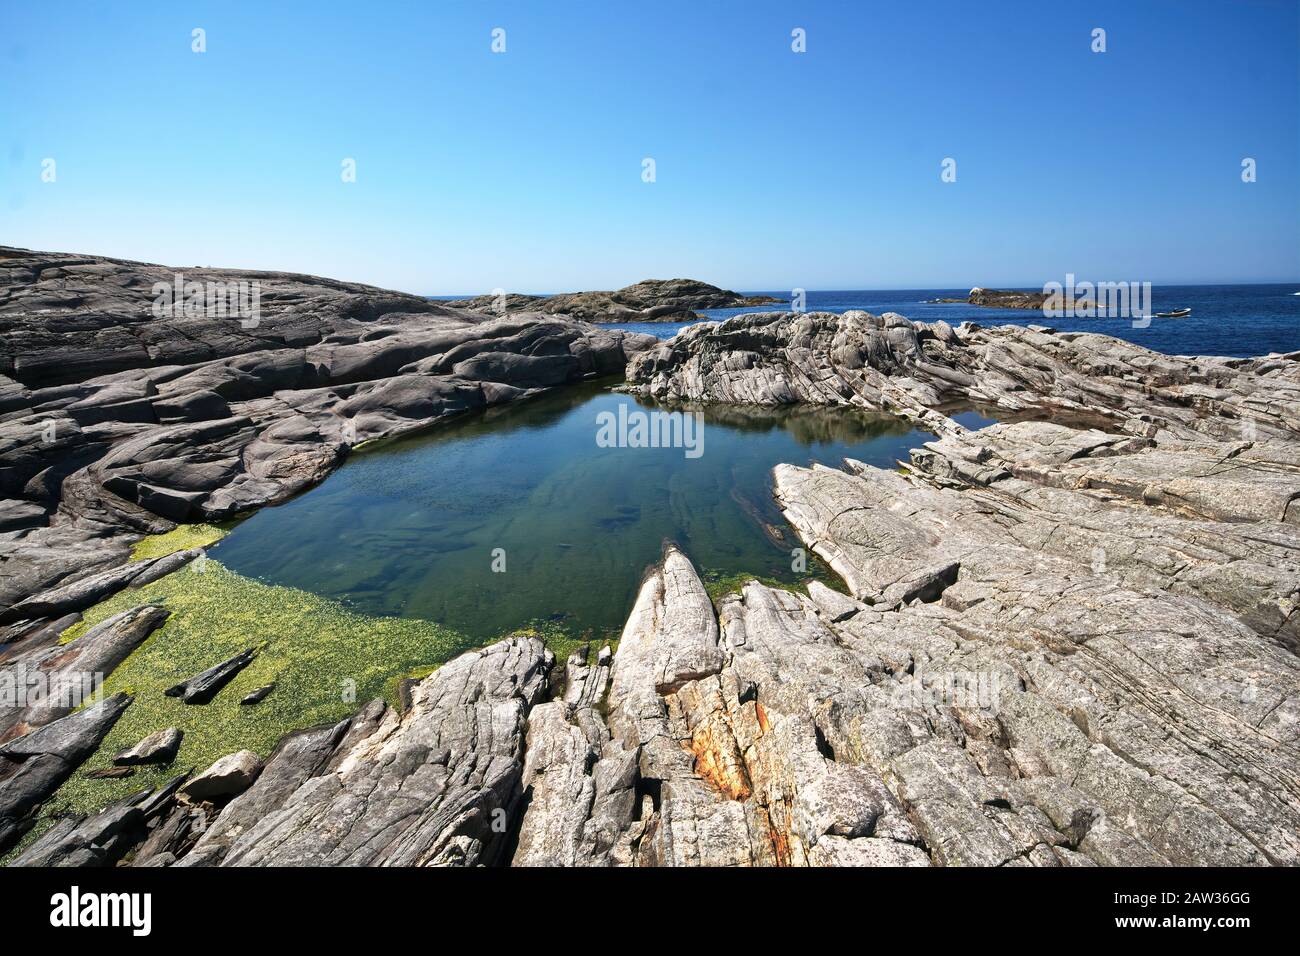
[211, 381, 960, 643]
[13, 383, 991, 836]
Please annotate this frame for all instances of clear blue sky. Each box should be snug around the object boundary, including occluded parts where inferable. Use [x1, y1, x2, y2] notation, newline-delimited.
[2, 0, 1297, 293]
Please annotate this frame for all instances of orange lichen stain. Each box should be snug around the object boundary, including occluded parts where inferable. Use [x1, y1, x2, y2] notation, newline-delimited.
[755, 700, 771, 735]
[763, 802, 794, 867]
[690, 721, 752, 801]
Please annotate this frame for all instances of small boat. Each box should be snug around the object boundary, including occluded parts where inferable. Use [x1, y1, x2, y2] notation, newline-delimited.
[1154, 308, 1191, 318]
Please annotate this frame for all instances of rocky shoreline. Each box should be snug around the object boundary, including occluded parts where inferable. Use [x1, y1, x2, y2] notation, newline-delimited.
[0, 247, 655, 627]
[447, 278, 781, 323]
[3, 260, 1298, 867]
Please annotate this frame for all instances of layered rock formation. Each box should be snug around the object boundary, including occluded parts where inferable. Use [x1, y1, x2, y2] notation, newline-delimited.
[0, 247, 654, 628]
[174, 637, 550, 866]
[625, 310, 1300, 443]
[447, 279, 780, 323]
[79, 515, 1298, 866]
[4, 284, 1297, 867]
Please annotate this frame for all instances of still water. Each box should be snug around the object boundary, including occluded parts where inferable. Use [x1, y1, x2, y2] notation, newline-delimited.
[211, 383, 971, 642]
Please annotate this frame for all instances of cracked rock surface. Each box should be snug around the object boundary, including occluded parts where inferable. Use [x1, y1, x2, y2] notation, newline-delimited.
[4, 293, 1297, 866]
[626, 310, 1300, 443]
[177, 636, 551, 866]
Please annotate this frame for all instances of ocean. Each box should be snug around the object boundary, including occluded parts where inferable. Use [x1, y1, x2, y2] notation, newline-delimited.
[612, 284, 1299, 358]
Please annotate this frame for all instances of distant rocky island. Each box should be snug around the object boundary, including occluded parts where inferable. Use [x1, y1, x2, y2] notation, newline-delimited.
[446, 278, 781, 323]
[2, 251, 1298, 868]
[933, 287, 1057, 310]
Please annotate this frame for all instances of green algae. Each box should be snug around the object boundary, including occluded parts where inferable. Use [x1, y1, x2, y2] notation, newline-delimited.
[700, 560, 845, 607]
[210, 385, 929, 642]
[128, 522, 232, 562]
[516, 618, 620, 666]
[40, 559, 478, 819]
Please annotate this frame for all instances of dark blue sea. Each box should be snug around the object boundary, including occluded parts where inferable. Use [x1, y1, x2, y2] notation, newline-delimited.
[612, 285, 1299, 358]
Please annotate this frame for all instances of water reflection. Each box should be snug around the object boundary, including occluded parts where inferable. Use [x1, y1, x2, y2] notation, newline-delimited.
[212, 380, 938, 642]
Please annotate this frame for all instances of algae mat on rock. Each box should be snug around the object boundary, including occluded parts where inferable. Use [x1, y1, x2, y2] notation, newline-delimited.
[46, 557, 480, 817]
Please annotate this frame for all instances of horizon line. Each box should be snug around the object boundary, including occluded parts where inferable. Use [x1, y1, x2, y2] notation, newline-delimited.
[425, 279, 1300, 298]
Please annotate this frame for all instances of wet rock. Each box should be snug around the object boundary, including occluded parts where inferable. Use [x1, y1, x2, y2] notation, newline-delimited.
[164, 648, 256, 704]
[239, 684, 275, 706]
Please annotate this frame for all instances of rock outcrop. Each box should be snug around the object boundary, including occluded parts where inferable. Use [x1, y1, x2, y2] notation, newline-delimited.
[626, 310, 1300, 443]
[0, 247, 653, 855]
[0, 604, 167, 740]
[0, 247, 654, 629]
[142, 512, 1300, 867]
[180, 750, 263, 801]
[0, 693, 133, 854]
[932, 287, 1056, 310]
[164, 648, 256, 705]
[177, 637, 550, 866]
[4, 285, 1298, 867]
[448, 279, 780, 323]
[10, 503, 1300, 865]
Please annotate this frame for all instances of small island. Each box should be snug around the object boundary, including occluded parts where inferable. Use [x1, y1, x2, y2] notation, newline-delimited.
[933, 287, 1066, 310]
[447, 278, 782, 323]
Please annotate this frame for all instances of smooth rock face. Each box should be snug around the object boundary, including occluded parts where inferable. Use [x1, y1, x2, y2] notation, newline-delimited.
[447, 279, 780, 323]
[0, 246, 654, 626]
[181, 751, 264, 801]
[114, 727, 182, 766]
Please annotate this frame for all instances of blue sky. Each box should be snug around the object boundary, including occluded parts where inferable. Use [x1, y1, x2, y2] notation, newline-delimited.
[2, 0, 1297, 293]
